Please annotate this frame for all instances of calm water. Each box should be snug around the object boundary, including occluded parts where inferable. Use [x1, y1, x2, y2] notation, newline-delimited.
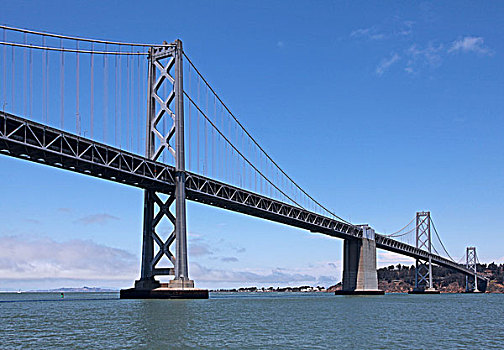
[1, 292, 503, 349]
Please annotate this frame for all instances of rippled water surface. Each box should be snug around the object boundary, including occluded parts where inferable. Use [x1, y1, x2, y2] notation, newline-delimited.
[1, 292, 503, 349]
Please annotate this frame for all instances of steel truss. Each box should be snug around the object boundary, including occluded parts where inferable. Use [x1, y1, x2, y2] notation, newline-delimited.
[0, 111, 486, 280]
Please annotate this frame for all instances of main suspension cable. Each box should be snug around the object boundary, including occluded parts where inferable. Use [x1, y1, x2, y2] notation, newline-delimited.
[183, 51, 349, 224]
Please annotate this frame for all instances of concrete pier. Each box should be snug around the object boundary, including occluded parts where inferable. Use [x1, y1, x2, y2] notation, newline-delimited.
[120, 279, 209, 299]
[335, 225, 384, 295]
[408, 288, 440, 294]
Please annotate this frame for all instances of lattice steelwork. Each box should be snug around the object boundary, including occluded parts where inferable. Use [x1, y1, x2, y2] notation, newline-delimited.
[466, 247, 479, 292]
[414, 211, 434, 290]
[137, 40, 193, 289]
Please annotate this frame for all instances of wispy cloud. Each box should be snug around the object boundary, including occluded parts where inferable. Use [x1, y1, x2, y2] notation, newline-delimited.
[189, 241, 213, 256]
[74, 213, 119, 225]
[350, 27, 386, 40]
[404, 42, 444, 73]
[190, 263, 317, 284]
[276, 40, 285, 48]
[350, 21, 414, 41]
[190, 260, 341, 287]
[0, 236, 137, 280]
[376, 53, 400, 76]
[221, 257, 239, 263]
[377, 251, 414, 266]
[374, 36, 493, 76]
[448, 36, 492, 55]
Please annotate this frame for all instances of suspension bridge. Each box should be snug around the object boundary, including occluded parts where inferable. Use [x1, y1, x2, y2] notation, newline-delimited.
[0, 26, 487, 298]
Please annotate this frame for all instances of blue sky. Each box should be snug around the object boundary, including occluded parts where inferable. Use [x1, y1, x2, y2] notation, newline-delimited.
[0, 1, 503, 290]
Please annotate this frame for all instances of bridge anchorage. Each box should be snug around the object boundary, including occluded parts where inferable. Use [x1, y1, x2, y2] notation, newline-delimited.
[0, 26, 490, 299]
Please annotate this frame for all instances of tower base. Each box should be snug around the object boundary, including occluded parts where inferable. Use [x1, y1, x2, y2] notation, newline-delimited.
[120, 279, 208, 299]
[334, 290, 385, 295]
[408, 288, 440, 294]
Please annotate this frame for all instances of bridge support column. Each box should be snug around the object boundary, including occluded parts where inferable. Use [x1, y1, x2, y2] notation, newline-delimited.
[465, 247, 481, 293]
[335, 225, 384, 295]
[121, 40, 207, 299]
[409, 212, 439, 294]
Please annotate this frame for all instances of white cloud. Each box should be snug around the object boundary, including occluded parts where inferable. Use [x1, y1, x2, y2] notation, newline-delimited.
[189, 241, 213, 256]
[375, 53, 400, 76]
[74, 213, 119, 225]
[377, 251, 415, 266]
[221, 257, 239, 263]
[449, 36, 492, 55]
[0, 236, 138, 281]
[404, 42, 444, 72]
[350, 27, 386, 40]
[190, 260, 341, 287]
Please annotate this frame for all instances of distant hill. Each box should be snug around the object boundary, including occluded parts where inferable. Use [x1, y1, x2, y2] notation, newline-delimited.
[29, 286, 117, 293]
[328, 263, 504, 293]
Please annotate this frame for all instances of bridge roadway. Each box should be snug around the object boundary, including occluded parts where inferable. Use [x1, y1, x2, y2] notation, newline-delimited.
[0, 111, 485, 280]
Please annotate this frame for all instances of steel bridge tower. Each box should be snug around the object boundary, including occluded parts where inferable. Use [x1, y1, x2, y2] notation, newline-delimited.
[121, 40, 207, 298]
[410, 211, 439, 294]
[465, 247, 480, 293]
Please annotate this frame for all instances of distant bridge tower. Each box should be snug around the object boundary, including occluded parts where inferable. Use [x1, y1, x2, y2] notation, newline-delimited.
[466, 247, 479, 292]
[410, 211, 439, 293]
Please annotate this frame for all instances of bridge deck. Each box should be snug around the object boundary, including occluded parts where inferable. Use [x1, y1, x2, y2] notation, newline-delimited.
[0, 112, 484, 280]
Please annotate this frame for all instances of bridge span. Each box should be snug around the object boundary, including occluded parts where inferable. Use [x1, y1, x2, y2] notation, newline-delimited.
[0, 26, 488, 297]
[0, 111, 486, 289]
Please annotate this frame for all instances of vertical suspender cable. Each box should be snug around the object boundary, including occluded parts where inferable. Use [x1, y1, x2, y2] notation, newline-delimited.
[197, 75, 200, 174]
[204, 86, 208, 175]
[2, 28, 6, 113]
[104, 45, 108, 143]
[114, 53, 118, 146]
[76, 41, 80, 135]
[29, 42, 32, 119]
[90, 43, 94, 139]
[23, 33, 27, 117]
[137, 52, 141, 153]
[11, 46, 14, 114]
[23, 33, 28, 118]
[141, 53, 146, 154]
[118, 48, 122, 148]
[60, 39, 64, 128]
[212, 95, 216, 178]
[228, 110, 231, 184]
[45, 41, 49, 124]
[188, 65, 191, 170]
[117, 46, 122, 148]
[163, 74, 167, 163]
[117, 46, 123, 148]
[220, 106, 224, 180]
[235, 121, 238, 186]
[128, 46, 135, 152]
[126, 49, 130, 150]
[42, 37, 46, 121]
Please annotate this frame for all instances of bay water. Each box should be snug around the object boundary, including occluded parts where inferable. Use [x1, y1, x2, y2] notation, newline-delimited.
[1, 292, 503, 349]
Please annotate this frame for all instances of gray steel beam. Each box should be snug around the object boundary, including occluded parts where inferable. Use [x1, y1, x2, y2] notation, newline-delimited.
[174, 39, 189, 281]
